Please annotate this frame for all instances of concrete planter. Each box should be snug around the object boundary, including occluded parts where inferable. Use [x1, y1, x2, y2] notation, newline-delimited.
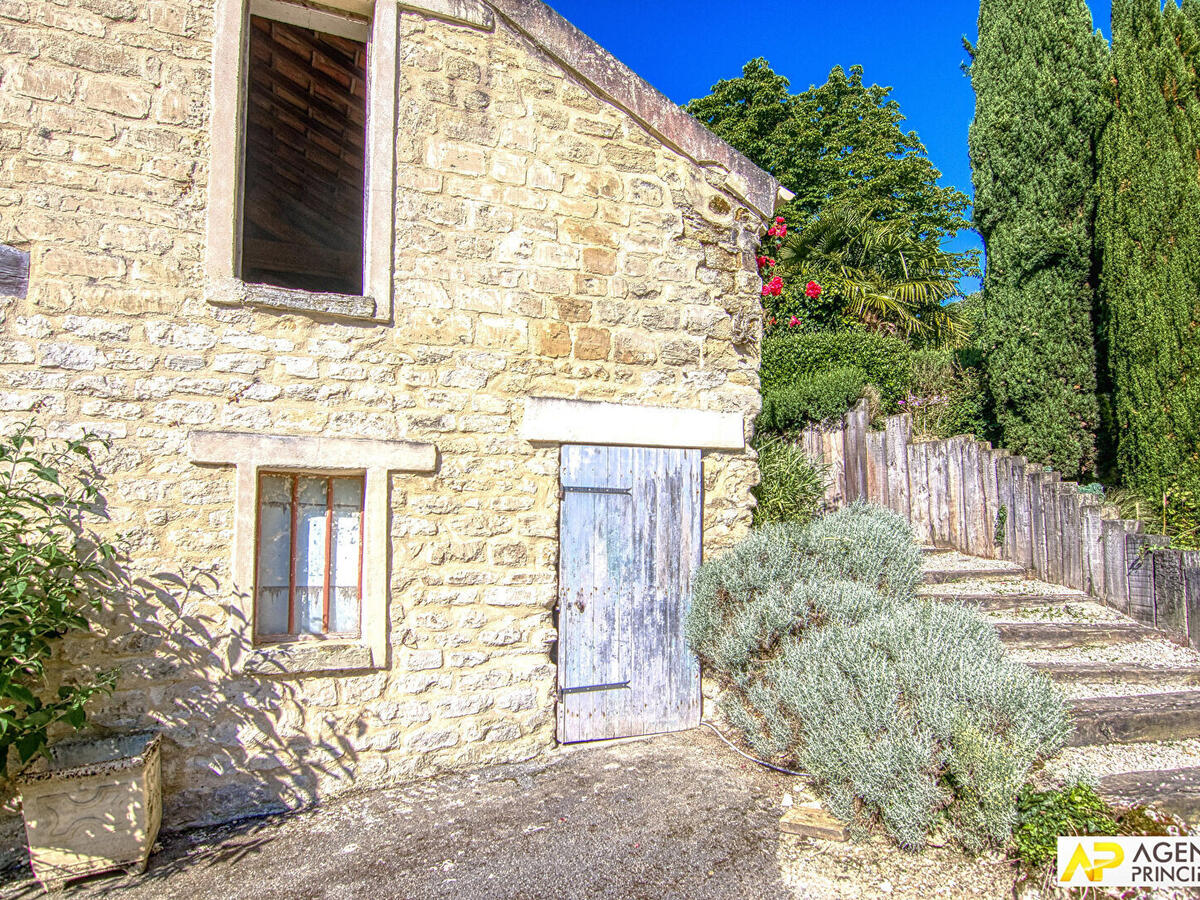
[16, 732, 162, 893]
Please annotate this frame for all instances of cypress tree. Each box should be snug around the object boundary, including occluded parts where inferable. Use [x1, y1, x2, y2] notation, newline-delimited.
[1098, 0, 1200, 502]
[969, 0, 1108, 478]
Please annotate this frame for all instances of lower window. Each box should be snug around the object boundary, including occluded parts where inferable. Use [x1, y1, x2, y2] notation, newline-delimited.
[256, 472, 364, 640]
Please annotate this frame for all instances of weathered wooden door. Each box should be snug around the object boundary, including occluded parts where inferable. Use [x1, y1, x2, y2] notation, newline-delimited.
[557, 445, 702, 743]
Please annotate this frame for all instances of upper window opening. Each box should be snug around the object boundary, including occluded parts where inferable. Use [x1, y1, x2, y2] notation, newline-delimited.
[241, 12, 367, 295]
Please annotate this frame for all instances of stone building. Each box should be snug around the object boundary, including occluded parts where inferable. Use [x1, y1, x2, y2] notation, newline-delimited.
[0, 0, 786, 841]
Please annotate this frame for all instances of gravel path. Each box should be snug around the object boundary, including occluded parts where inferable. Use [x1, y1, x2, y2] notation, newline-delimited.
[1008, 637, 1200, 668]
[0, 730, 1023, 900]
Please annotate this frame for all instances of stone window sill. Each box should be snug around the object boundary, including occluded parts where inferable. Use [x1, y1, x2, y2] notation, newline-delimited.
[206, 278, 378, 322]
[240, 640, 376, 676]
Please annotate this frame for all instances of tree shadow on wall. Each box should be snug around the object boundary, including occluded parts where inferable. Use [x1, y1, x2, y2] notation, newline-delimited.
[0, 434, 377, 894]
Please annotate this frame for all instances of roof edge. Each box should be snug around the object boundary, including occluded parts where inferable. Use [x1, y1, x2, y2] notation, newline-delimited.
[481, 0, 786, 218]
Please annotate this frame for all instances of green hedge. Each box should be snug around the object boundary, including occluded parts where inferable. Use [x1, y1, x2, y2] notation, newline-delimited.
[758, 366, 867, 432]
[761, 330, 913, 410]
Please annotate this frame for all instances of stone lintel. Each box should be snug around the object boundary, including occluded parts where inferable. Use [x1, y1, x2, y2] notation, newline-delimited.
[399, 0, 494, 30]
[189, 431, 437, 472]
[483, 0, 782, 217]
[520, 397, 744, 451]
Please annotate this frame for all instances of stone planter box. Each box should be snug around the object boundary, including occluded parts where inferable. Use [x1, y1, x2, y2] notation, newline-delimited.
[16, 732, 162, 893]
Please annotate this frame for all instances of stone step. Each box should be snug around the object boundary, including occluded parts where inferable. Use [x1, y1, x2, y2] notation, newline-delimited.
[920, 545, 954, 556]
[1100, 768, 1200, 825]
[996, 622, 1150, 650]
[925, 592, 1079, 610]
[1030, 662, 1200, 685]
[1069, 691, 1200, 746]
[922, 565, 1026, 585]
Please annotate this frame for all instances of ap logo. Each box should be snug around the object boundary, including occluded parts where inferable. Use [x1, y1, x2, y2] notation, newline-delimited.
[1060, 840, 1125, 884]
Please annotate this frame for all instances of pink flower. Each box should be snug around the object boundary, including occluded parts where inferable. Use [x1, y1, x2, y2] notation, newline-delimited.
[805, 281, 822, 299]
[788, 316, 800, 327]
[775, 217, 785, 224]
[756, 256, 768, 268]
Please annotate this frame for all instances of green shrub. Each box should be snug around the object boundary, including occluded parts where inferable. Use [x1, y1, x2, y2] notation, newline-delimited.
[0, 425, 118, 771]
[688, 504, 1070, 852]
[751, 437, 827, 527]
[799, 501, 923, 602]
[686, 508, 907, 676]
[730, 601, 1069, 850]
[1012, 781, 1119, 870]
[906, 349, 988, 440]
[761, 330, 913, 411]
[1100, 0, 1200, 509]
[758, 366, 867, 433]
[688, 503, 921, 681]
[970, 0, 1106, 480]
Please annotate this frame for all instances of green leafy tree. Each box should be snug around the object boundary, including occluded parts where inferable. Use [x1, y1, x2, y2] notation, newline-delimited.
[1097, 0, 1200, 508]
[0, 425, 117, 771]
[968, 0, 1108, 478]
[774, 205, 969, 345]
[686, 60, 972, 244]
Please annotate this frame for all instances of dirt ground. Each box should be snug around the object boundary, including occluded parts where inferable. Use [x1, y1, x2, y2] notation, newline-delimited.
[0, 729, 1020, 900]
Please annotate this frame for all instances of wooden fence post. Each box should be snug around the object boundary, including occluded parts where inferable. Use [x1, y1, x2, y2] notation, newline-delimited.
[1126, 533, 1169, 627]
[865, 431, 888, 507]
[1043, 475, 1064, 584]
[1080, 501, 1105, 598]
[992, 454, 1009, 560]
[1184, 551, 1200, 651]
[1028, 468, 1048, 580]
[979, 444, 1001, 560]
[1010, 458, 1032, 570]
[1060, 486, 1084, 591]
[885, 414, 912, 522]
[961, 441, 985, 556]
[908, 441, 932, 544]
[1154, 549, 1187, 640]
[928, 441, 949, 547]
[1102, 519, 1140, 614]
[947, 438, 968, 552]
[842, 402, 869, 502]
[823, 425, 845, 509]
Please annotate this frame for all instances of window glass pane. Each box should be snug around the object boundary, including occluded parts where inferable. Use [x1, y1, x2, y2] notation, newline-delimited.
[294, 476, 328, 635]
[330, 477, 363, 634]
[256, 475, 292, 636]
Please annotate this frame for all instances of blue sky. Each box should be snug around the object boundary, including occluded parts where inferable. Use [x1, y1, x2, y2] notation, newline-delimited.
[545, 0, 1114, 294]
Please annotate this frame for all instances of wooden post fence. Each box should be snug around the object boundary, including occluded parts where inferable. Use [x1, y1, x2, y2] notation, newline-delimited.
[791, 400, 1200, 650]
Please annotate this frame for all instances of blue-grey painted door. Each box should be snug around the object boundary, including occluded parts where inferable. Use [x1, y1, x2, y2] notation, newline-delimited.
[558, 445, 703, 743]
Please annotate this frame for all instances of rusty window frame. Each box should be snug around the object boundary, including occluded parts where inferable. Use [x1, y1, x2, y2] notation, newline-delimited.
[254, 471, 365, 642]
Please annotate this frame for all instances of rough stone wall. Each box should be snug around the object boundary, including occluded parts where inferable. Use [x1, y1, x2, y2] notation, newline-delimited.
[0, 0, 767, 846]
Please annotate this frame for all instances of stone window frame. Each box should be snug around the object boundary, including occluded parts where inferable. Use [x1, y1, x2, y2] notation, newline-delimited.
[205, 0, 400, 323]
[188, 431, 437, 675]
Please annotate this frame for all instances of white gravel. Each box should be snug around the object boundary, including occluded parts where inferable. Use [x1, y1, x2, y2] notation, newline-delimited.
[983, 601, 1132, 625]
[918, 545, 1200, 793]
[920, 576, 1083, 596]
[1055, 681, 1200, 700]
[1039, 738, 1200, 785]
[1008, 638, 1200, 668]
